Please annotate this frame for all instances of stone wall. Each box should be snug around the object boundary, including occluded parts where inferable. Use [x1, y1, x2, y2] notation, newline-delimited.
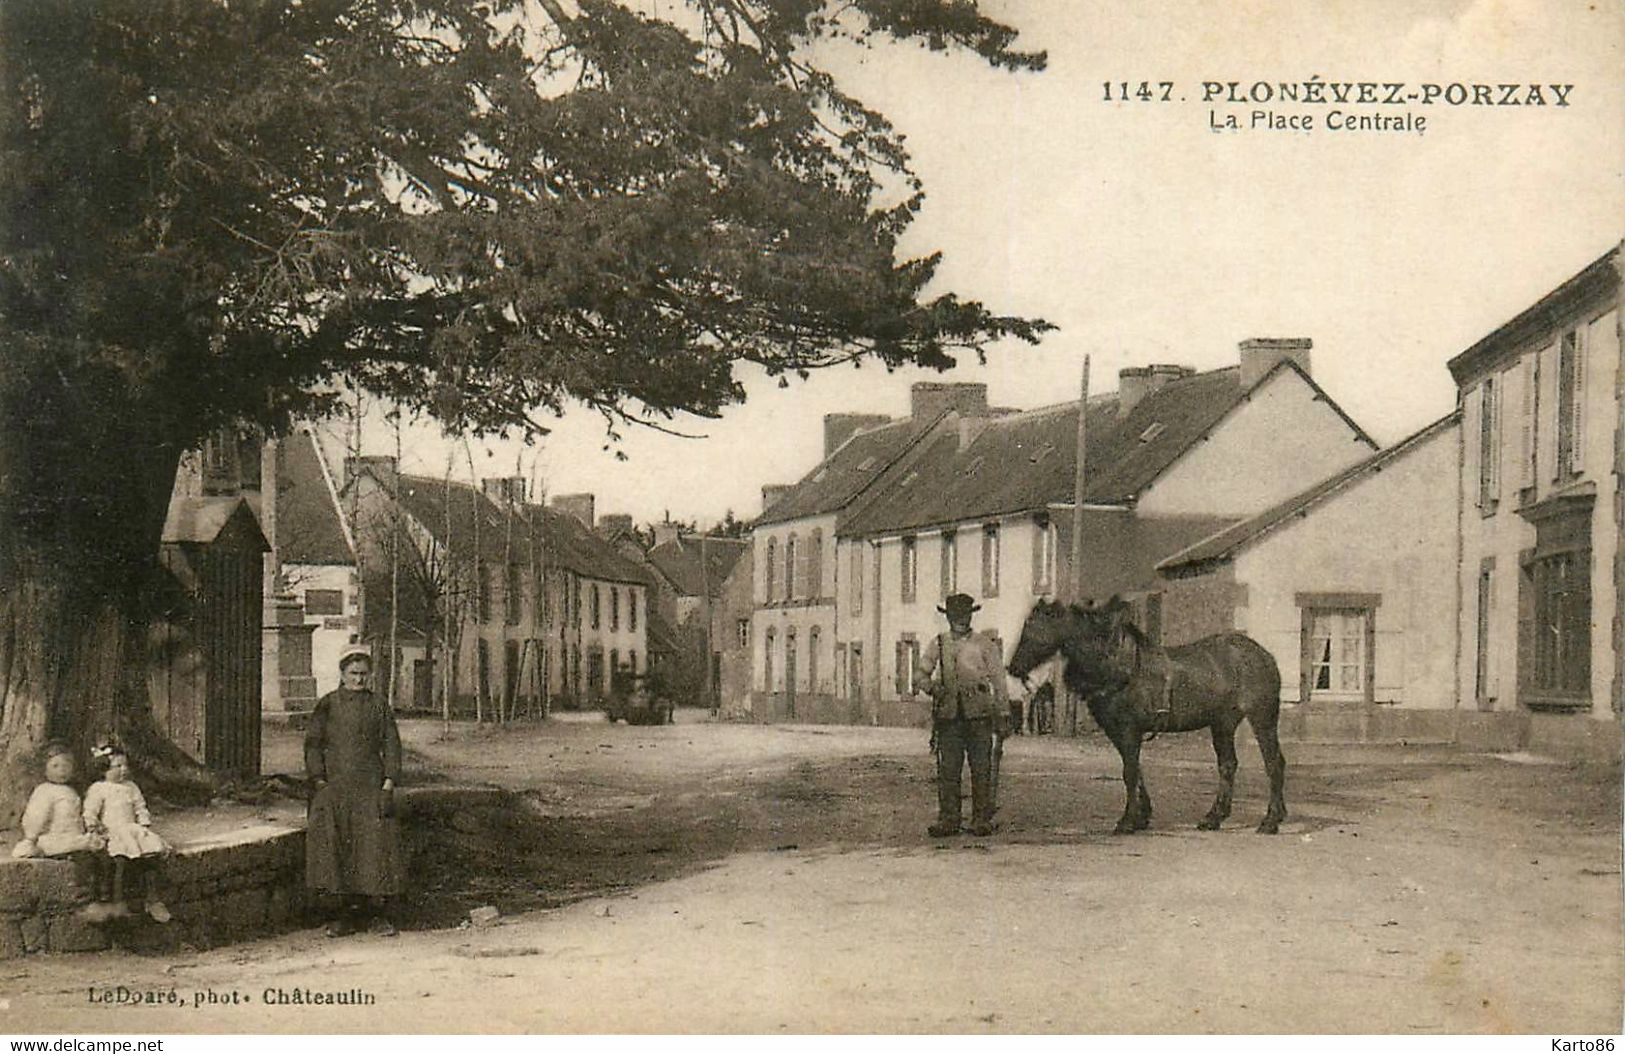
[0, 825, 305, 958]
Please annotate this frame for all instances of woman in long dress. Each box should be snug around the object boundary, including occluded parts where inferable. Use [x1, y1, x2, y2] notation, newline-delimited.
[304, 648, 402, 937]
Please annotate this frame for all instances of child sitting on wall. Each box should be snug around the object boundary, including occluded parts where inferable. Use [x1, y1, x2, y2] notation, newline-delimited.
[10, 743, 107, 911]
[83, 743, 172, 923]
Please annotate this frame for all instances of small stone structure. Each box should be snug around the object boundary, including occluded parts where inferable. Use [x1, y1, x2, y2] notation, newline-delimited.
[0, 822, 305, 957]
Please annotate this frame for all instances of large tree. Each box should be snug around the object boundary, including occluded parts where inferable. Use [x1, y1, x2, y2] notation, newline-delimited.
[0, 0, 1047, 818]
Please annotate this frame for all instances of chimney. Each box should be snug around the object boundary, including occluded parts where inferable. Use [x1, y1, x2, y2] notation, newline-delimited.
[910, 382, 988, 421]
[1239, 338, 1312, 390]
[550, 492, 595, 528]
[480, 476, 527, 505]
[761, 484, 791, 514]
[652, 522, 682, 548]
[823, 413, 891, 457]
[598, 513, 634, 536]
[1117, 367, 1152, 417]
[1117, 363, 1195, 417]
[957, 414, 992, 451]
[344, 455, 398, 487]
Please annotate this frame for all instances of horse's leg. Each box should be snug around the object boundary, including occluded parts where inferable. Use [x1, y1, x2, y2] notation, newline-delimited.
[1110, 732, 1144, 835]
[1253, 719, 1288, 834]
[1198, 721, 1239, 830]
[1134, 769, 1152, 829]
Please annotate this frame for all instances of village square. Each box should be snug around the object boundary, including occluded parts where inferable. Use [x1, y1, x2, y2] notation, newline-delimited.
[1, 0, 1622, 1039]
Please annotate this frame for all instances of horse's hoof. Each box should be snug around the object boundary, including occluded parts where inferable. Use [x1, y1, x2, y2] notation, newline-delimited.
[1256, 820, 1280, 835]
[1112, 821, 1137, 835]
[1197, 818, 1221, 831]
[1133, 818, 1151, 831]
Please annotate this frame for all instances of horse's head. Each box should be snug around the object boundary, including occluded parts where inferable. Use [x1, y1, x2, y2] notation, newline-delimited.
[1007, 598, 1083, 682]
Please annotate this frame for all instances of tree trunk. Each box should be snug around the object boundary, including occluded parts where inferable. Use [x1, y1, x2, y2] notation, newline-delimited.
[0, 403, 218, 826]
[0, 551, 220, 828]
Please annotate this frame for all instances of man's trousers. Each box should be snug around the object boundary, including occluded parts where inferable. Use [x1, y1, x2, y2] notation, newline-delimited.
[934, 716, 994, 827]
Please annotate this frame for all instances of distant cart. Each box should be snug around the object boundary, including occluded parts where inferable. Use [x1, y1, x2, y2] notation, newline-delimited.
[604, 671, 674, 726]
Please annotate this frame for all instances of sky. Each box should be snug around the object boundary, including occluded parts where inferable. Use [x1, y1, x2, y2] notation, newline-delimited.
[329, 0, 1624, 528]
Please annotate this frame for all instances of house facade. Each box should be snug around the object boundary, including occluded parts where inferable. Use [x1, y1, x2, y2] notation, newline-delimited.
[748, 405, 944, 723]
[749, 342, 1379, 728]
[715, 544, 756, 719]
[1449, 242, 1622, 743]
[643, 529, 748, 710]
[1157, 414, 1461, 733]
[345, 464, 650, 715]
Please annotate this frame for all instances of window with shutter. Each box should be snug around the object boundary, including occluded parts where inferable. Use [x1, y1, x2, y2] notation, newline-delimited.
[850, 545, 864, 614]
[900, 536, 917, 602]
[1031, 517, 1055, 593]
[785, 535, 798, 600]
[809, 530, 824, 600]
[982, 524, 1001, 597]
[940, 531, 957, 596]
[1477, 377, 1501, 511]
[1519, 354, 1537, 491]
[1557, 327, 1586, 478]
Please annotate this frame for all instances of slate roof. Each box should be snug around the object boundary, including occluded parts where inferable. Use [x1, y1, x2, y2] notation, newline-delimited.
[643, 608, 682, 656]
[390, 474, 651, 587]
[755, 416, 938, 526]
[1157, 412, 1459, 574]
[839, 361, 1365, 538]
[275, 431, 354, 566]
[1447, 241, 1621, 386]
[162, 496, 270, 550]
[647, 536, 748, 598]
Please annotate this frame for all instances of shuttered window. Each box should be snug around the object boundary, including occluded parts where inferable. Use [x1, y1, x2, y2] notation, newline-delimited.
[1556, 327, 1586, 478]
[808, 529, 824, 600]
[1477, 375, 1502, 511]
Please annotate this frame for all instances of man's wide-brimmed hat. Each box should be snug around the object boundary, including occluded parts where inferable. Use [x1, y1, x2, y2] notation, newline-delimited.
[938, 593, 981, 618]
[338, 646, 374, 670]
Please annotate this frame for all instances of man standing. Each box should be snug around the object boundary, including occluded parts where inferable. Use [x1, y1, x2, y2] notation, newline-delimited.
[915, 593, 1009, 837]
[305, 648, 403, 937]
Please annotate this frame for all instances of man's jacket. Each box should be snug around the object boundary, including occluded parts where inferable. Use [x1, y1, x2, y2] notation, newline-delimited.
[916, 631, 1009, 720]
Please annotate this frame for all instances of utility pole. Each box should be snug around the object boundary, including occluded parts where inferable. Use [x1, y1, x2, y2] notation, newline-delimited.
[699, 532, 714, 716]
[1066, 356, 1091, 735]
[387, 411, 401, 709]
[442, 448, 455, 738]
[463, 439, 484, 724]
[347, 392, 367, 662]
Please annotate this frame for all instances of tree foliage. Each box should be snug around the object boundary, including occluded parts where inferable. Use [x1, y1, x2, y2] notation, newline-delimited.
[0, 0, 1047, 809]
[3, 0, 1047, 459]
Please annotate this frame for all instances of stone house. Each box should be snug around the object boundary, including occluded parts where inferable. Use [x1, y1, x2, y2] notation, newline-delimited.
[1449, 241, 1622, 754]
[344, 463, 650, 714]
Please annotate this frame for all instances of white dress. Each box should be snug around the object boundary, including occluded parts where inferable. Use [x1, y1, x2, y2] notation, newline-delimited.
[83, 780, 168, 859]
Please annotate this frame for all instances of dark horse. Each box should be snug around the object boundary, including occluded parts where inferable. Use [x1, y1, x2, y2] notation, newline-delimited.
[1007, 597, 1287, 835]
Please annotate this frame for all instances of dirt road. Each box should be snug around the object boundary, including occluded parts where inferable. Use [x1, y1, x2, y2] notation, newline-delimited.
[5, 716, 1621, 1033]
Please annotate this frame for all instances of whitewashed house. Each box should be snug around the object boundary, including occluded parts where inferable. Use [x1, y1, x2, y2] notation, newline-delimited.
[1449, 241, 1622, 755]
[1157, 414, 1460, 738]
[750, 341, 1379, 727]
